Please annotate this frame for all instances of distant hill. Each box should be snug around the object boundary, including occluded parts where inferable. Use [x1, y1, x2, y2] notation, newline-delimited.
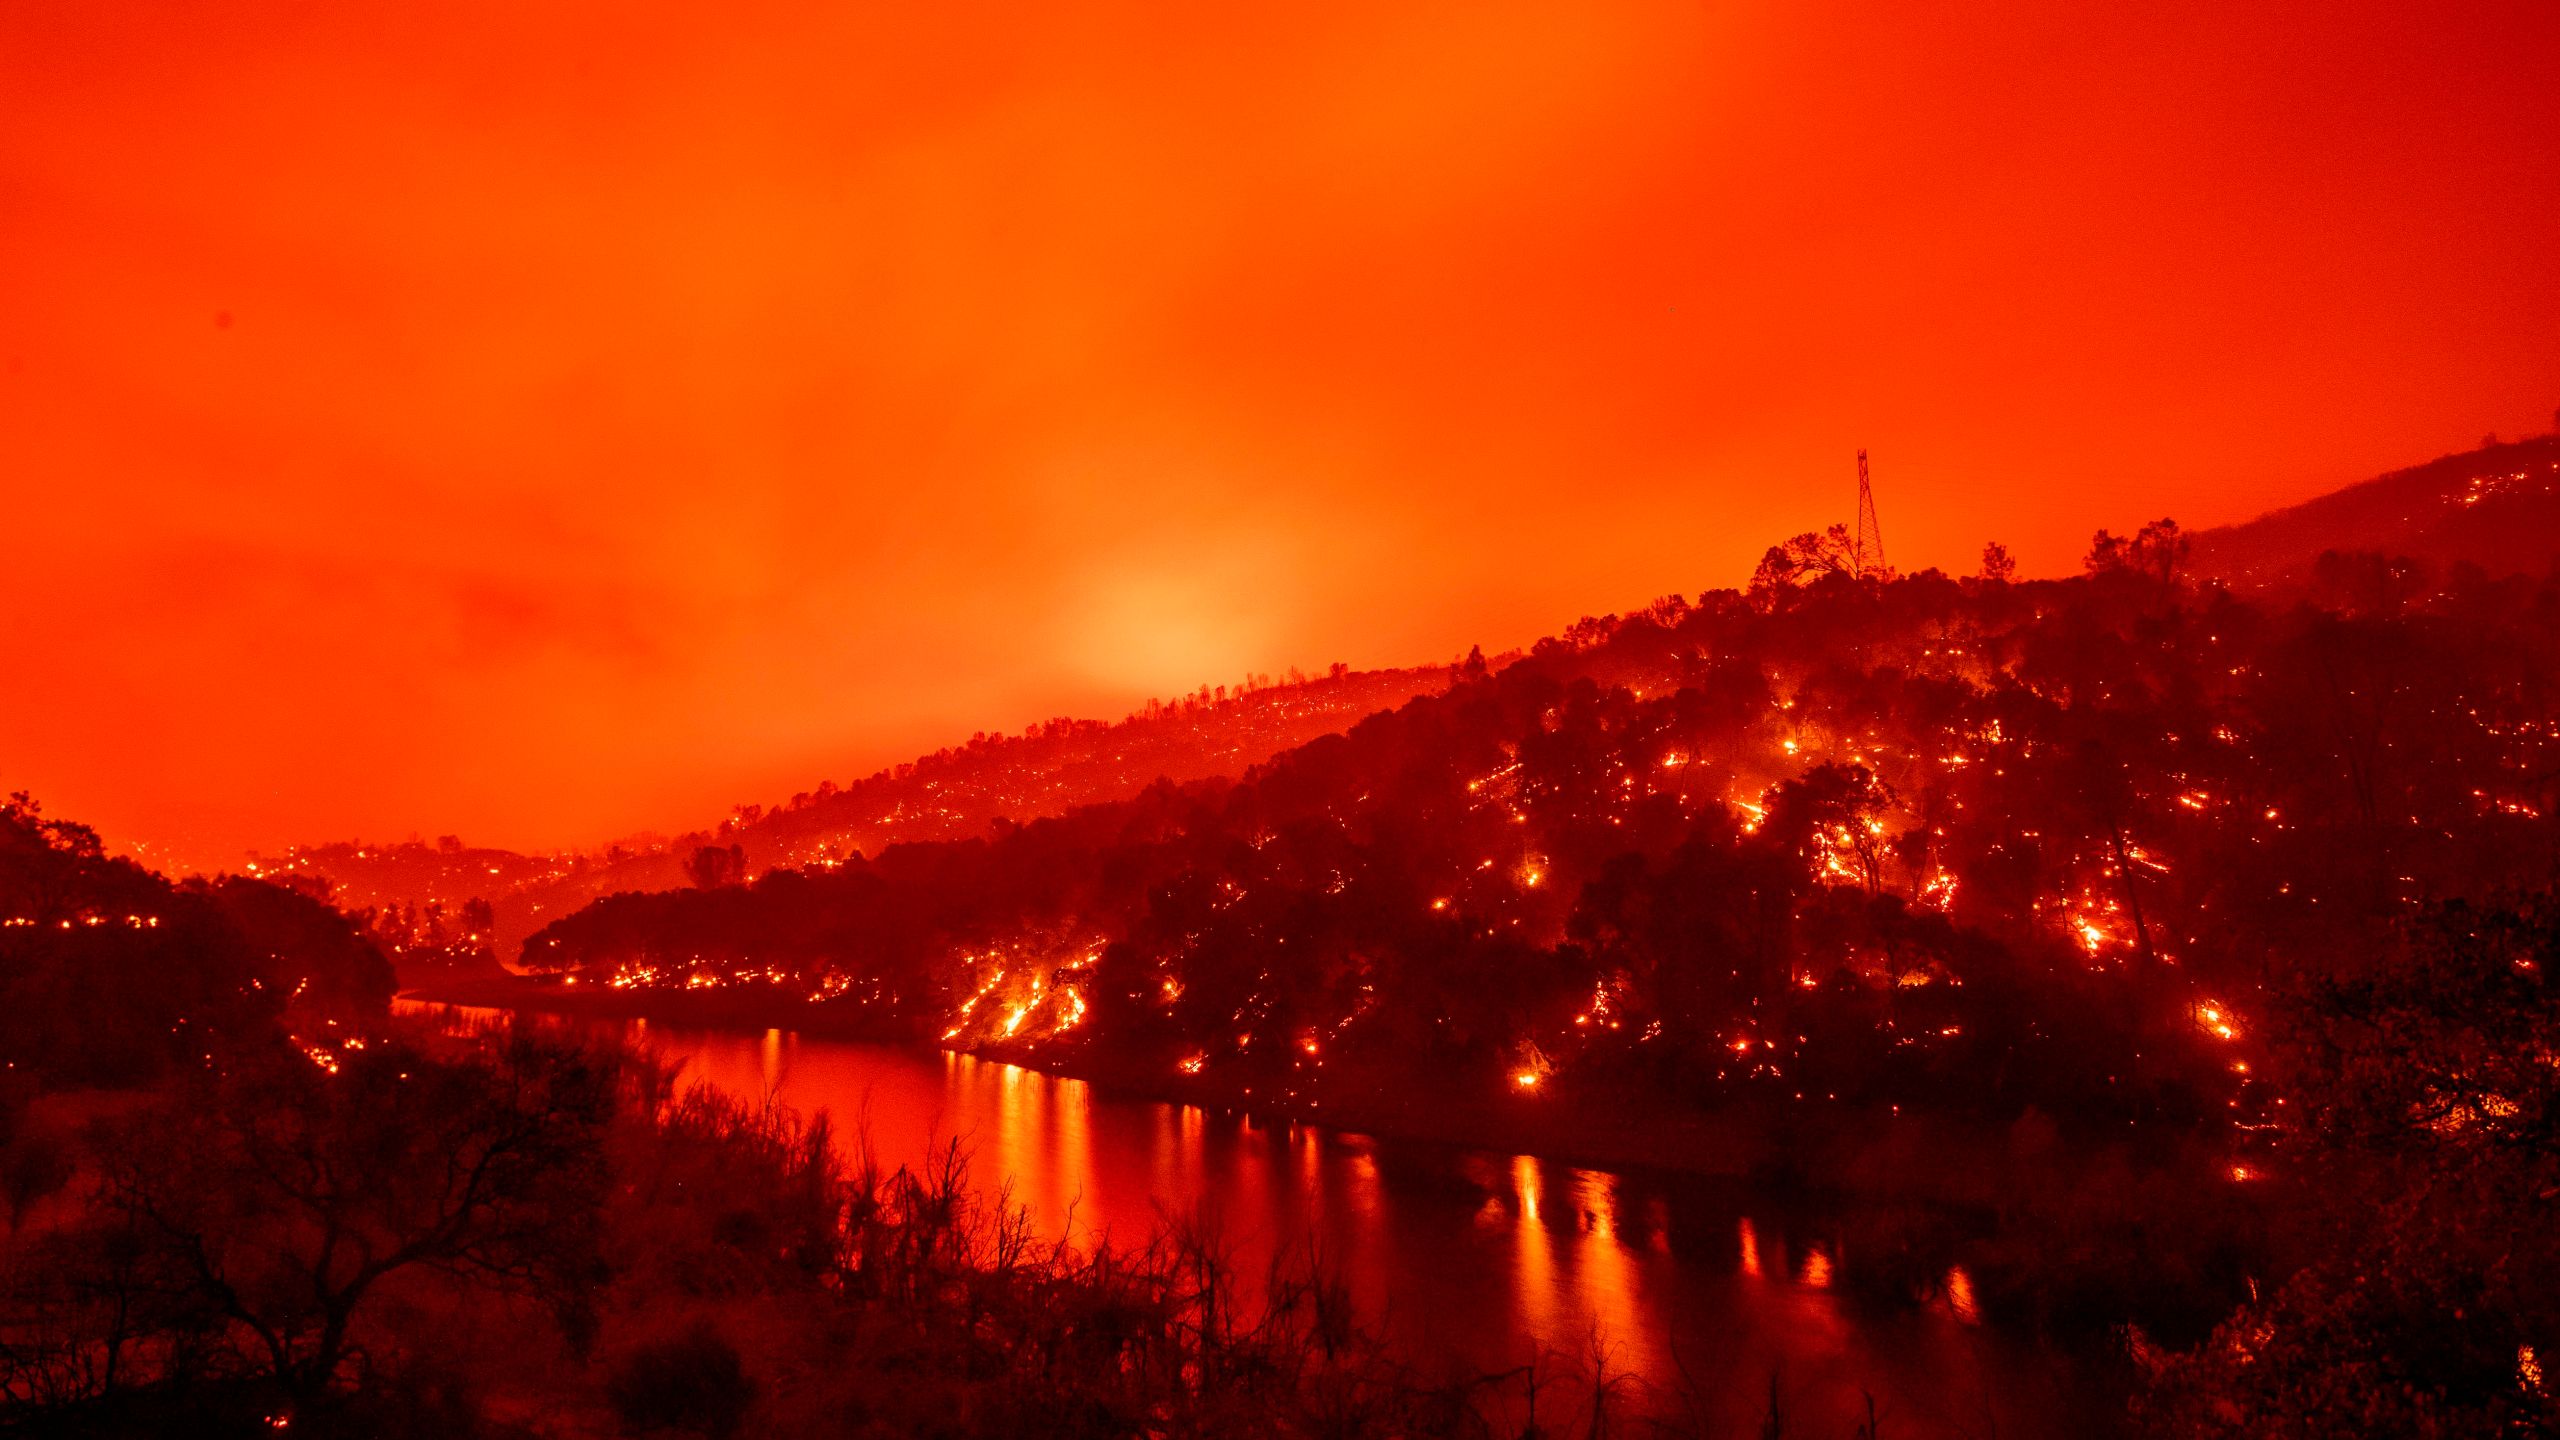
[2190, 433, 2560, 587]
[257, 662, 1452, 963]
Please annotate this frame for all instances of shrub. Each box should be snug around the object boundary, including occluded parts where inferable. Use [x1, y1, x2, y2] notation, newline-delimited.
[607, 1320, 756, 1438]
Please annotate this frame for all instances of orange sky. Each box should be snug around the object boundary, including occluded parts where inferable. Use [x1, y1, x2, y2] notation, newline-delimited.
[5, 0, 2557, 860]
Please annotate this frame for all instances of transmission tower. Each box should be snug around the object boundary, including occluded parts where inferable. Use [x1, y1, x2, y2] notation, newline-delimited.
[1853, 449, 1886, 579]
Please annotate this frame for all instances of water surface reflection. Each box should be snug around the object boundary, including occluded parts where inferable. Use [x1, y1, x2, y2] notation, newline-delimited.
[416, 1005, 2094, 1435]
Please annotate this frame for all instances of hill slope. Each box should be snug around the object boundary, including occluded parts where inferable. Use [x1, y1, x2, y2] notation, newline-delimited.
[260, 663, 1451, 962]
[2190, 433, 2560, 586]
[510, 561, 2560, 1165]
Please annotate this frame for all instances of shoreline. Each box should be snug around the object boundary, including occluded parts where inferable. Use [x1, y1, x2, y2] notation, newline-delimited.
[395, 976, 2199, 1222]
[399, 977, 1785, 1184]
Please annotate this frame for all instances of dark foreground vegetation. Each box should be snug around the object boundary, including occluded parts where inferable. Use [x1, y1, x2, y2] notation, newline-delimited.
[10, 1014, 1670, 1439]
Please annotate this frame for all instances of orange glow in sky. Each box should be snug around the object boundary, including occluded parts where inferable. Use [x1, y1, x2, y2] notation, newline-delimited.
[5, 0, 2557, 857]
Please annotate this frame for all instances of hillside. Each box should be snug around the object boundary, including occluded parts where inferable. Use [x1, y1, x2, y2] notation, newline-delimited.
[255, 662, 1450, 964]
[2189, 432, 2560, 586]
[0, 795, 391, 1089]
[505, 553, 2560, 1162]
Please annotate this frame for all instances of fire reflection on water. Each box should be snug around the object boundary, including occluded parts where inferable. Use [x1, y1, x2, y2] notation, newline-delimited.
[1566, 1166, 1657, 1382]
[1511, 1155, 1557, 1342]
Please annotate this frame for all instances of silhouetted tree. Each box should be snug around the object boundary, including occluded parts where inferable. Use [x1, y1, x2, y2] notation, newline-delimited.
[684, 843, 747, 890]
[2087, 518, 2189, 589]
[1750, 526, 1859, 597]
[77, 1028, 617, 1408]
[1979, 541, 2018, 583]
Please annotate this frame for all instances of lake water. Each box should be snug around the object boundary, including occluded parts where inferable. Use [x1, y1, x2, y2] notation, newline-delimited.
[405, 1003, 2105, 1436]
